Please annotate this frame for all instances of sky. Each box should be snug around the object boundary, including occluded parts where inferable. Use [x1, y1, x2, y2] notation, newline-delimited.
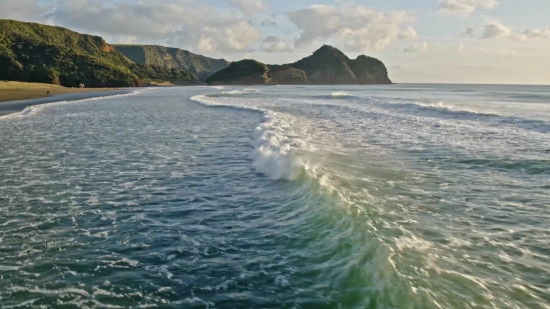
[2, 0, 550, 84]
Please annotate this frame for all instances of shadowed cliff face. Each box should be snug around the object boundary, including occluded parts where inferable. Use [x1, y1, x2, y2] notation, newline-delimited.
[268, 65, 309, 85]
[289, 45, 392, 85]
[206, 60, 272, 85]
[204, 45, 392, 86]
[113, 45, 230, 80]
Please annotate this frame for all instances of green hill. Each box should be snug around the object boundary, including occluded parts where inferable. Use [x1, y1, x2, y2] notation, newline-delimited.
[267, 65, 309, 85]
[204, 46, 391, 86]
[0, 20, 198, 87]
[113, 45, 230, 80]
[206, 60, 271, 85]
[289, 45, 392, 85]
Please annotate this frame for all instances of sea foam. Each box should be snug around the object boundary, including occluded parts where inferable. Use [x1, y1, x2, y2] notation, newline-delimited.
[191, 94, 306, 181]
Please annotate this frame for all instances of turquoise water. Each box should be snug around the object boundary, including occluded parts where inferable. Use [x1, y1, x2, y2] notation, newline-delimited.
[0, 84, 549, 308]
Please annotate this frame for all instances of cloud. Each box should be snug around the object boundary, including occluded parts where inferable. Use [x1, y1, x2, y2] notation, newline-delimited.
[458, 27, 476, 38]
[404, 41, 428, 53]
[35, 0, 262, 54]
[523, 27, 550, 39]
[470, 19, 549, 41]
[398, 26, 418, 40]
[439, 0, 498, 15]
[481, 19, 513, 39]
[226, 0, 267, 15]
[261, 18, 277, 27]
[261, 36, 287, 52]
[287, 5, 416, 52]
[0, 0, 53, 23]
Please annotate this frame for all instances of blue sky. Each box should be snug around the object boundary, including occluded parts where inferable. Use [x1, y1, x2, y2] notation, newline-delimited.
[3, 0, 550, 84]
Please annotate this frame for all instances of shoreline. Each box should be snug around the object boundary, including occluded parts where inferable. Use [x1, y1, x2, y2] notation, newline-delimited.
[0, 90, 133, 116]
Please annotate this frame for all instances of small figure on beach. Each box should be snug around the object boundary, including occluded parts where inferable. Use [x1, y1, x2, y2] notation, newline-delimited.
[46, 91, 50, 96]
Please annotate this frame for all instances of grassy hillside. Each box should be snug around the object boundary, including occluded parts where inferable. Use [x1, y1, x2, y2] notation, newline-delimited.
[267, 65, 309, 85]
[0, 20, 198, 87]
[289, 45, 392, 85]
[113, 45, 230, 80]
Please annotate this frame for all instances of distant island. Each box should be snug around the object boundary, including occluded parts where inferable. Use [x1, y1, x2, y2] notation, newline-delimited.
[0, 19, 392, 87]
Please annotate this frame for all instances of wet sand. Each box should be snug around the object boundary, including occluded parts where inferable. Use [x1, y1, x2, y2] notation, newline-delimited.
[0, 81, 133, 116]
[0, 90, 132, 116]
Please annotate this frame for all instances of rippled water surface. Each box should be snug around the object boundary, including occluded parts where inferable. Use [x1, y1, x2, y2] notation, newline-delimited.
[1, 85, 549, 308]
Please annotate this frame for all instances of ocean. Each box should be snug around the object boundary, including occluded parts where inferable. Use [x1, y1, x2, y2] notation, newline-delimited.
[0, 84, 549, 308]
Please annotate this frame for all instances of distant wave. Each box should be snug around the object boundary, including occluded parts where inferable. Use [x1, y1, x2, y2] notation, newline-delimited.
[380, 100, 550, 133]
[221, 89, 261, 95]
[414, 102, 493, 116]
[221, 90, 248, 95]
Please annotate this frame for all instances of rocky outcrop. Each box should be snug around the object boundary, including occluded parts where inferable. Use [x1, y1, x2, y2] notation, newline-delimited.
[288, 45, 392, 85]
[267, 65, 309, 85]
[206, 60, 272, 85]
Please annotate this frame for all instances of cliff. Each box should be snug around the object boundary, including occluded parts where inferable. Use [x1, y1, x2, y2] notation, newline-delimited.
[205, 45, 391, 86]
[267, 65, 309, 85]
[0, 20, 198, 87]
[206, 60, 272, 85]
[289, 45, 392, 85]
[113, 45, 230, 80]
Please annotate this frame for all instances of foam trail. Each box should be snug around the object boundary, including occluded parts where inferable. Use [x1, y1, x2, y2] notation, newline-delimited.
[222, 90, 249, 95]
[331, 92, 351, 97]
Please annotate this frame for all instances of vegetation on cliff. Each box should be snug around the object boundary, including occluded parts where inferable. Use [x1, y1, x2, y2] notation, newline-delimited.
[113, 45, 230, 80]
[130, 64, 198, 85]
[204, 46, 391, 86]
[289, 45, 392, 85]
[0, 20, 391, 87]
[206, 60, 271, 85]
[0, 20, 197, 87]
[267, 65, 309, 85]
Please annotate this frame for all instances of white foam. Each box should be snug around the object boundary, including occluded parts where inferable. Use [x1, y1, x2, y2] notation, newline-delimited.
[249, 112, 304, 180]
[331, 91, 350, 97]
[191, 94, 307, 181]
[222, 90, 248, 95]
[222, 89, 260, 95]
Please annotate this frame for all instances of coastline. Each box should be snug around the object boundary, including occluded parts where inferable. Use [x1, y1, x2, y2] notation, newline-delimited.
[0, 90, 133, 116]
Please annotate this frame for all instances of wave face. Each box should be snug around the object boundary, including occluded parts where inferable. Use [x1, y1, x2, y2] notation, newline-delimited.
[1, 84, 550, 308]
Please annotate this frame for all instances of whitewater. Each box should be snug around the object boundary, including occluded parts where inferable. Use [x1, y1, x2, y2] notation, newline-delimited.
[0, 84, 549, 308]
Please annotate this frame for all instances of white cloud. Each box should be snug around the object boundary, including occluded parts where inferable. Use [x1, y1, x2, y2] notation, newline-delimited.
[399, 26, 418, 40]
[481, 19, 513, 39]
[523, 27, 550, 39]
[261, 36, 287, 53]
[226, 0, 267, 15]
[0, 0, 52, 23]
[37, 0, 262, 54]
[287, 5, 416, 52]
[439, 0, 498, 15]
[404, 41, 428, 53]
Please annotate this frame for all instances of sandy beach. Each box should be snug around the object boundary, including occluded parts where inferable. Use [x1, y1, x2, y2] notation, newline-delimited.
[0, 81, 132, 116]
[0, 81, 125, 102]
